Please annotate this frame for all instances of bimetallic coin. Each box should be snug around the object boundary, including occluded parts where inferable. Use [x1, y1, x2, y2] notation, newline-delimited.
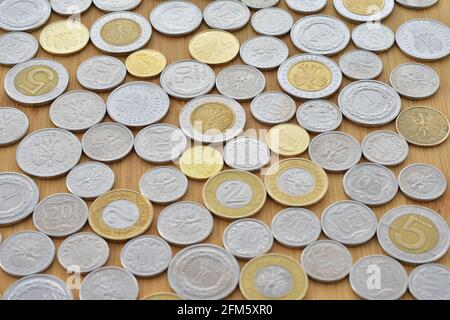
[339, 50, 383, 80]
[223, 136, 271, 171]
[0, 0, 51, 32]
[51, 0, 92, 16]
[216, 65, 266, 101]
[140, 167, 188, 204]
[179, 146, 224, 180]
[0, 107, 29, 146]
[286, 0, 327, 13]
[77, 55, 127, 92]
[251, 92, 296, 125]
[142, 292, 183, 300]
[390, 63, 440, 100]
[242, 0, 279, 9]
[251, 8, 294, 37]
[377, 205, 449, 264]
[396, 0, 439, 9]
[350, 255, 408, 300]
[352, 23, 395, 52]
[266, 124, 310, 156]
[398, 164, 447, 201]
[189, 29, 239, 65]
[408, 264, 450, 300]
[296, 100, 342, 133]
[333, 0, 394, 23]
[150, 1, 202, 36]
[203, 0, 250, 31]
[39, 20, 90, 55]
[240, 36, 289, 70]
[362, 131, 409, 166]
[126, 49, 166, 78]
[93, 0, 141, 12]
[3, 274, 73, 300]
[66, 162, 115, 199]
[0, 32, 38, 66]
[240, 254, 308, 300]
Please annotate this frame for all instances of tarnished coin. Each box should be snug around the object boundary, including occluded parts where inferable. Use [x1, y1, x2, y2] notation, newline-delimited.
[286, 0, 327, 13]
[80, 267, 139, 300]
[82, 122, 134, 162]
[33, 193, 88, 237]
[0, 231, 55, 277]
[0, 0, 51, 32]
[242, 0, 279, 9]
[251, 8, 294, 37]
[93, 0, 141, 12]
[308, 131, 362, 172]
[121, 236, 172, 277]
[344, 163, 398, 206]
[50, 91, 106, 132]
[189, 29, 240, 65]
[339, 50, 383, 80]
[266, 124, 310, 156]
[66, 162, 115, 199]
[352, 23, 395, 52]
[39, 20, 90, 55]
[150, 1, 202, 36]
[140, 167, 188, 204]
[77, 55, 127, 92]
[203, 0, 250, 31]
[322, 201, 377, 246]
[301, 240, 353, 282]
[251, 92, 296, 125]
[58, 232, 109, 273]
[223, 136, 271, 171]
[296, 100, 342, 133]
[168, 244, 239, 300]
[408, 264, 450, 300]
[51, 0, 92, 16]
[396, 0, 439, 9]
[0, 32, 38, 66]
[350, 255, 408, 300]
[333, 0, 394, 23]
[216, 65, 266, 101]
[179, 145, 224, 180]
[398, 164, 447, 201]
[362, 130, 409, 166]
[338, 80, 401, 126]
[17, 128, 82, 178]
[3, 274, 73, 300]
[0, 107, 29, 146]
[240, 36, 289, 70]
[377, 205, 449, 264]
[125, 49, 166, 78]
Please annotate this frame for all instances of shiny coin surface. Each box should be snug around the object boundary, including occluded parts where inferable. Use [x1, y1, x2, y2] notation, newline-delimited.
[223, 136, 271, 171]
[296, 100, 342, 133]
[251, 8, 294, 37]
[286, 0, 327, 13]
[242, 0, 279, 9]
[120, 235, 172, 277]
[396, 0, 439, 8]
[344, 163, 398, 206]
[168, 244, 240, 300]
[408, 264, 450, 300]
[203, 0, 250, 31]
[88, 189, 153, 241]
[77, 55, 127, 92]
[398, 164, 447, 201]
[240, 254, 308, 300]
[82, 122, 134, 162]
[216, 65, 266, 101]
[33, 193, 88, 237]
[0, 231, 55, 277]
[66, 161, 115, 199]
[0, 32, 38, 66]
[352, 23, 395, 52]
[0, 0, 51, 32]
[179, 145, 224, 180]
[140, 166, 188, 204]
[189, 29, 239, 65]
[150, 1, 202, 36]
[266, 124, 310, 156]
[333, 0, 394, 23]
[240, 36, 289, 70]
[377, 205, 449, 264]
[50, 90, 106, 132]
[125, 49, 166, 78]
[93, 0, 141, 12]
[251, 92, 296, 125]
[0, 107, 29, 146]
[301, 240, 353, 282]
[51, 0, 92, 15]
[339, 50, 383, 80]
[396, 106, 449, 147]
[203, 170, 266, 219]
[142, 292, 183, 300]
[4, 58, 69, 106]
[39, 20, 90, 55]
[338, 80, 401, 126]
[362, 130, 409, 166]
[3, 274, 73, 300]
[350, 255, 408, 300]
[265, 158, 328, 207]
[308, 131, 361, 172]
[17, 128, 82, 178]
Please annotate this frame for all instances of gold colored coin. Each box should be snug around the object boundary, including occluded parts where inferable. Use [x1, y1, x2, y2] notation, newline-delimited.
[39, 20, 90, 55]
[266, 123, 310, 156]
[179, 145, 224, 180]
[101, 18, 142, 46]
[396, 106, 449, 147]
[203, 170, 266, 219]
[88, 189, 153, 241]
[189, 30, 240, 65]
[14, 65, 59, 96]
[240, 254, 308, 300]
[190, 103, 236, 134]
[264, 158, 328, 207]
[125, 49, 167, 78]
[287, 61, 333, 92]
[343, 0, 385, 15]
[141, 293, 183, 300]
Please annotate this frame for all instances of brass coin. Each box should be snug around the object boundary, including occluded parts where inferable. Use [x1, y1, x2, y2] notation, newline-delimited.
[39, 20, 90, 55]
[190, 102, 236, 134]
[14, 65, 59, 97]
[126, 49, 167, 78]
[179, 145, 224, 180]
[266, 123, 310, 156]
[189, 29, 240, 65]
[101, 18, 142, 46]
[141, 292, 183, 300]
[287, 61, 333, 92]
[343, 0, 385, 15]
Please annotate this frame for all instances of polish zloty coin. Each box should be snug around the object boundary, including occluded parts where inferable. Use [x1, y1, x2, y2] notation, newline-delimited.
[51, 0, 92, 16]
[0, 0, 51, 32]
[140, 167, 188, 204]
[308, 131, 362, 172]
[240, 36, 289, 70]
[296, 100, 342, 133]
[251, 8, 294, 36]
[271, 208, 321, 248]
[408, 264, 450, 300]
[286, 0, 327, 13]
[333, 0, 395, 23]
[120, 236, 172, 277]
[77, 55, 127, 92]
[223, 136, 271, 171]
[179, 145, 224, 180]
[3, 274, 73, 300]
[339, 50, 383, 80]
[150, 1, 202, 36]
[377, 205, 449, 264]
[0, 32, 38, 66]
[168, 244, 240, 300]
[321, 201, 377, 246]
[350, 255, 408, 300]
[125, 49, 166, 78]
[395, 0, 439, 9]
[362, 130, 409, 166]
[50, 91, 106, 132]
[39, 20, 90, 55]
[0, 231, 55, 277]
[344, 163, 398, 206]
[189, 30, 240, 65]
[141, 293, 183, 300]
[398, 164, 447, 201]
[93, 0, 141, 12]
[216, 65, 266, 101]
[352, 23, 395, 52]
[251, 92, 296, 125]
[66, 162, 115, 199]
[266, 124, 310, 157]
[242, 0, 279, 9]
[203, 0, 250, 31]
[0, 107, 29, 146]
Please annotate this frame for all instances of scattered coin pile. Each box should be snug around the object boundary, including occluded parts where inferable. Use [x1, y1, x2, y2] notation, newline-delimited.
[0, 0, 449, 301]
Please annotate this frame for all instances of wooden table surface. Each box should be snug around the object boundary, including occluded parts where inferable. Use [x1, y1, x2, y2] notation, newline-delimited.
[0, 0, 449, 300]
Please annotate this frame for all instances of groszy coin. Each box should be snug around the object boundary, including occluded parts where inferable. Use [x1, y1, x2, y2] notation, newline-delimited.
[216, 65, 266, 101]
[93, 0, 141, 12]
[352, 23, 395, 52]
[39, 20, 90, 55]
[51, 0, 92, 16]
[0, 0, 51, 32]
[3, 275, 73, 300]
[398, 164, 447, 201]
[223, 136, 271, 171]
[0, 32, 38, 66]
[140, 167, 188, 204]
[396, 0, 439, 8]
[150, 1, 202, 36]
[251, 92, 296, 125]
[0, 107, 29, 146]
[266, 124, 310, 156]
[339, 50, 383, 80]
[286, 0, 327, 13]
[240, 36, 289, 70]
[179, 146, 224, 180]
[408, 264, 450, 300]
[296, 100, 342, 133]
[126, 49, 166, 78]
[189, 30, 240, 65]
[142, 292, 183, 300]
[362, 130, 409, 166]
[203, 0, 250, 31]
[251, 8, 294, 37]
[242, 0, 279, 9]
[333, 0, 394, 23]
[66, 162, 115, 199]
[77, 55, 127, 91]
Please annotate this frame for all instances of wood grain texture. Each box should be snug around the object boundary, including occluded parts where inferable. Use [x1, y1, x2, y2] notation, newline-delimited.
[0, 0, 449, 300]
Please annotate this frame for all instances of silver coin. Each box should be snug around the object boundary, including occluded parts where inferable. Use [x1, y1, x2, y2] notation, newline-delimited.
[333, 0, 394, 23]
[50, 91, 106, 132]
[309, 131, 362, 172]
[0, 0, 51, 32]
[77, 55, 127, 92]
[377, 205, 449, 264]
[301, 240, 353, 282]
[240, 36, 289, 70]
[216, 65, 266, 101]
[150, 1, 202, 36]
[140, 167, 188, 204]
[396, 0, 439, 9]
[0, 231, 55, 277]
[398, 163, 447, 201]
[16, 128, 82, 178]
[66, 161, 115, 199]
[389, 63, 440, 100]
[408, 263, 450, 300]
[352, 23, 395, 52]
[242, 0, 279, 9]
[296, 100, 342, 133]
[350, 255, 408, 300]
[58, 232, 109, 273]
[33, 193, 88, 238]
[362, 130, 409, 166]
[0, 107, 29, 146]
[93, 0, 141, 12]
[51, 0, 92, 16]
[338, 80, 401, 127]
[223, 136, 271, 171]
[396, 19, 450, 61]
[339, 50, 383, 80]
[3, 274, 73, 300]
[4, 59, 69, 106]
[203, 0, 250, 31]
[286, 0, 327, 13]
[0, 32, 38, 66]
[168, 244, 240, 300]
[157, 201, 214, 246]
[160, 59, 215, 100]
[251, 92, 296, 125]
[322, 201, 377, 246]
[80, 267, 139, 300]
[0, 172, 39, 226]
[271, 208, 321, 248]
[82, 122, 134, 163]
[251, 7, 294, 36]
[291, 14, 350, 55]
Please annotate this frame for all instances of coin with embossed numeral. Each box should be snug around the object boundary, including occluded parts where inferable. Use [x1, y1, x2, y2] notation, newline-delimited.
[150, 1, 202, 36]
[0, 107, 29, 146]
[352, 23, 395, 52]
[240, 36, 289, 70]
[339, 50, 383, 80]
[0, 0, 51, 32]
[140, 167, 188, 204]
[251, 92, 296, 125]
[408, 263, 450, 300]
[251, 7, 294, 36]
[296, 100, 342, 133]
[216, 65, 266, 101]
[333, 0, 394, 23]
[66, 162, 115, 199]
[203, 0, 250, 31]
[390, 63, 440, 100]
[362, 130, 409, 166]
[0, 32, 38, 66]
[77, 55, 127, 92]
[3, 274, 73, 300]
